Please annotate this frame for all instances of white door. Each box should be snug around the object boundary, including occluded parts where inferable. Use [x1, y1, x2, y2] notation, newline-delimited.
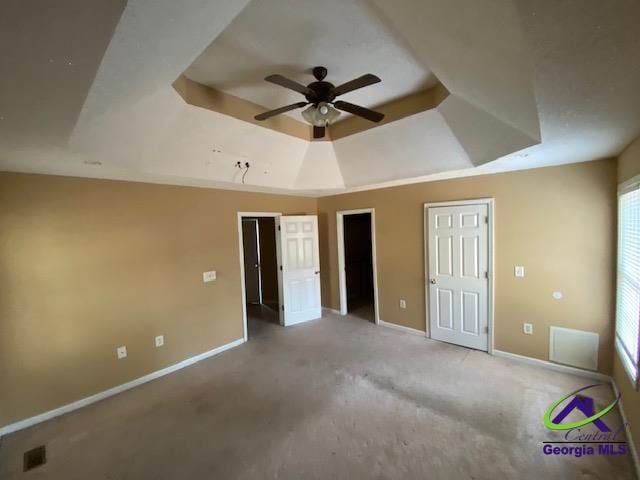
[276, 215, 322, 326]
[427, 204, 489, 351]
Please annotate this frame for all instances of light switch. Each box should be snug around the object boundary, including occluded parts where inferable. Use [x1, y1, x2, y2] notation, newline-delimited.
[523, 323, 533, 335]
[203, 271, 216, 282]
[399, 299, 407, 309]
[155, 335, 164, 347]
[514, 265, 525, 278]
[116, 346, 127, 359]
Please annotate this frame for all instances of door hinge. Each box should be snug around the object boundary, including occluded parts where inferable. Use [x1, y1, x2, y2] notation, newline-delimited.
[281, 304, 285, 311]
[279, 265, 283, 271]
[278, 225, 281, 231]
[484, 271, 489, 279]
[484, 326, 489, 333]
[484, 216, 489, 224]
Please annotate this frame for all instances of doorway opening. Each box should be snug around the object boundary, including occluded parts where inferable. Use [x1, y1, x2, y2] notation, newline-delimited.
[337, 209, 379, 324]
[239, 214, 281, 339]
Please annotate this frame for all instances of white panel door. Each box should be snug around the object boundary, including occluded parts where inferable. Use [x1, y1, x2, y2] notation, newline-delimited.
[427, 204, 489, 351]
[276, 215, 322, 326]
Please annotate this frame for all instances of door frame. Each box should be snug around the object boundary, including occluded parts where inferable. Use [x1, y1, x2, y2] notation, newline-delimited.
[336, 208, 380, 325]
[423, 199, 495, 353]
[237, 212, 282, 342]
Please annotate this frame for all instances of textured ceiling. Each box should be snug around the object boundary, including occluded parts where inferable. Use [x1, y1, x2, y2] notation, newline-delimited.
[1, 0, 639, 196]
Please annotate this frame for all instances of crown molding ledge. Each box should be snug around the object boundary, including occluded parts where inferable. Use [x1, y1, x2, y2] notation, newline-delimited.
[173, 75, 448, 142]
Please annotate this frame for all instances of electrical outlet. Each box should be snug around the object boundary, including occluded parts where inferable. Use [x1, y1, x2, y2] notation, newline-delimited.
[116, 346, 127, 359]
[155, 335, 164, 347]
[203, 270, 216, 282]
[399, 299, 407, 309]
[514, 265, 525, 278]
[523, 323, 533, 335]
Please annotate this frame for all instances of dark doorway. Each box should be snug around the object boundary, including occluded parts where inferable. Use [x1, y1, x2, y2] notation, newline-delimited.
[241, 217, 280, 336]
[343, 213, 375, 321]
[242, 219, 261, 304]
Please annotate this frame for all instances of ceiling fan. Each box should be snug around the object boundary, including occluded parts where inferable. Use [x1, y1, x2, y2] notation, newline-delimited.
[254, 66, 384, 139]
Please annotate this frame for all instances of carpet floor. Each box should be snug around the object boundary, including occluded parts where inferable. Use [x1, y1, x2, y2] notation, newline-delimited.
[0, 312, 635, 479]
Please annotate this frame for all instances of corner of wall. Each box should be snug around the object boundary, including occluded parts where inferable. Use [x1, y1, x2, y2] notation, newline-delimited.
[618, 134, 640, 183]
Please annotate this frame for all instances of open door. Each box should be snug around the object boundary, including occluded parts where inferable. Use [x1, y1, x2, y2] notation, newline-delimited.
[276, 215, 322, 326]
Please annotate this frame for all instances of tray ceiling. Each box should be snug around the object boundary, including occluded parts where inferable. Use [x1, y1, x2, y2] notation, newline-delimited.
[1, 0, 639, 195]
[184, 0, 438, 121]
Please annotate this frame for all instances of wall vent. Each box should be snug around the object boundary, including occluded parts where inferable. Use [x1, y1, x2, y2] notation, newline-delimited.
[549, 326, 599, 370]
[23, 445, 47, 472]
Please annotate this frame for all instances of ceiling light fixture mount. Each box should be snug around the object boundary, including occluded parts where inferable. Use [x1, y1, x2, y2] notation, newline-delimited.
[254, 66, 384, 139]
[235, 161, 251, 184]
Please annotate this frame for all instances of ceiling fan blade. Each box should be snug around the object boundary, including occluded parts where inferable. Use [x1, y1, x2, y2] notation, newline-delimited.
[313, 126, 325, 139]
[333, 101, 384, 122]
[331, 74, 381, 97]
[264, 74, 313, 96]
[254, 101, 308, 121]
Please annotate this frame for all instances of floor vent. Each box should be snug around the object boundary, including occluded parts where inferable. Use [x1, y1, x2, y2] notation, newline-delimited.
[23, 445, 46, 472]
[549, 326, 599, 370]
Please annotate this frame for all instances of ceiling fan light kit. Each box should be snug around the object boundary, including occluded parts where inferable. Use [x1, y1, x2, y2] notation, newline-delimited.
[254, 66, 384, 138]
[301, 102, 341, 127]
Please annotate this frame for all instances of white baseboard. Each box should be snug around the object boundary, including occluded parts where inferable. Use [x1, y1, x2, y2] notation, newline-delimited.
[492, 349, 612, 382]
[0, 338, 245, 437]
[379, 319, 426, 336]
[612, 381, 640, 478]
[322, 307, 342, 316]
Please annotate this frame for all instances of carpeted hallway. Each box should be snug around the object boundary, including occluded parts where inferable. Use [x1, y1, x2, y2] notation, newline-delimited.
[0, 313, 635, 479]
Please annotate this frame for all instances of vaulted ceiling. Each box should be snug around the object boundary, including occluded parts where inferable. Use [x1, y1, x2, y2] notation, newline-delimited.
[1, 0, 639, 195]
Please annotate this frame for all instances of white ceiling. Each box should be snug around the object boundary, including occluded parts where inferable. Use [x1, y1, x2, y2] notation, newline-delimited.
[0, 0, 127, 149]
[1, 0, 639, 196]
[185, 0, 437, 120]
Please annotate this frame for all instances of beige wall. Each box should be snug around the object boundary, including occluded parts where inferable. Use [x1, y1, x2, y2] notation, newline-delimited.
[318, 159, 618, 374]
[613, 135, 640, 457]
[618, 135, 640, 184]
[0, 173, 316, 426]
[0, 158, 622, 429]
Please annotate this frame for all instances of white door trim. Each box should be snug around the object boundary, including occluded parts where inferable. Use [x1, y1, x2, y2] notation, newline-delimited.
[237, 212, 282, 342]
[336, 208, 380, 324]
[423, 198, 495, 353]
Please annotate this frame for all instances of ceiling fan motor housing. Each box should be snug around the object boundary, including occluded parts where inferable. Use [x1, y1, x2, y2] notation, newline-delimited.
[305, 81, 335, 105]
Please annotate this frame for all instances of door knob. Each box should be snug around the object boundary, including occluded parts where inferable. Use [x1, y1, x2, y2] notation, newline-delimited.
[430, 278, 437, 284]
